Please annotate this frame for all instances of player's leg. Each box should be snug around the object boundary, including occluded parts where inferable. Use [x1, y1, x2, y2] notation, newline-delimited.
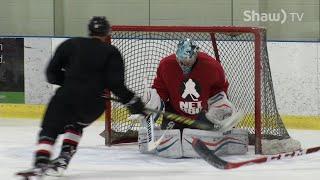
[48, 121, 87, 176]
[48, 100, 105, 176]
[35, 95, 70, 168]
[17, 94, 71, 178]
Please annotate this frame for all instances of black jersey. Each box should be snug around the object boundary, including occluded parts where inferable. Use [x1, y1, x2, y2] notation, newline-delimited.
[46, 37, 134, 104]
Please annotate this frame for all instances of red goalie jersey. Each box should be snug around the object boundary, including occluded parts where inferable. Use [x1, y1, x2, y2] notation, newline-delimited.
[152, 52, 229, 119]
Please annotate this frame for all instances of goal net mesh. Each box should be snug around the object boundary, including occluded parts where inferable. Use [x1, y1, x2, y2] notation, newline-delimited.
[104, 26, 295, 154]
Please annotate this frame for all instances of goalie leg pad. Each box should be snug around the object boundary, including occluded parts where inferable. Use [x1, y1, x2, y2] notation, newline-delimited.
[138, 129, 183, 158]
[222, 128, 249, 155]
[154, 129, 182, 158]
[182, 128, 248, 158]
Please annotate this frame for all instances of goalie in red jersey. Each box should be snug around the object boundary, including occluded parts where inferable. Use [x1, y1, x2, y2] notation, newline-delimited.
[152, 38, 239, 131]
[134, 38, 248, 158]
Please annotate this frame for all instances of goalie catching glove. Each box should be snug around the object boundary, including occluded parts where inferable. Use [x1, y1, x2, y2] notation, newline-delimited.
[197, 91, 242, 132]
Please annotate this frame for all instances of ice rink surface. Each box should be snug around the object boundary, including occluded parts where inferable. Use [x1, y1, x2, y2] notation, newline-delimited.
[0, 119, 319, 180]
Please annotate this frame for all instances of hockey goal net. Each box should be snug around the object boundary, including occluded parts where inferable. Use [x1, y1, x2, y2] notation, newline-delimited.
[103, 26, 300, 154]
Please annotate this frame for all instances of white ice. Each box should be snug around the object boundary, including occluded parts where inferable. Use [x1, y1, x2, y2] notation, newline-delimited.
[0, 119, 319, 180]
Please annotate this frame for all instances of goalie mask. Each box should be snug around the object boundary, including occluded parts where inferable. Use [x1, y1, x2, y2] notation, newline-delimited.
[175, 39, 199, 74]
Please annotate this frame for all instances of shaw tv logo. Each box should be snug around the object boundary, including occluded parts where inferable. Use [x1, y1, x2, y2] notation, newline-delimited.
[179, 78, 202, 115]
[243, 9, 304, 24]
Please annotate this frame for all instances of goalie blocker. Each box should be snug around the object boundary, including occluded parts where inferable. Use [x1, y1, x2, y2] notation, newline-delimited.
[138, 128, 249, 158]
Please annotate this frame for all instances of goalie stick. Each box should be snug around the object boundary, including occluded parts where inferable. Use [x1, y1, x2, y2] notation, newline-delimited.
[142, 77, 158, 151]
[192, 138, 320, 170]
[144, 113, 156, 151]
[147, 121, 175, 151]
[143, 113, 166, 151]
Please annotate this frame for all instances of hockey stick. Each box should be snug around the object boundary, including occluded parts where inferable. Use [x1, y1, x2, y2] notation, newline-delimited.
[192, 138, 320, 169]
[142, 77, 157, 151]
[143, 113, 163, 151]
[147, 121, 175, 151]
[102, 96, 216, 131]
[144, 113, 155, 151]
[101, 93, 174, 151]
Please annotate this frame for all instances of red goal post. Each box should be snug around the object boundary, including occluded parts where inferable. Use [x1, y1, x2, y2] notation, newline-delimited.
[103, 25, 299, 154]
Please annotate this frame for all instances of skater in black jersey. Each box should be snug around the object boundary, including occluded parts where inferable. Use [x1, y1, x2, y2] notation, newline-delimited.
[16, 16, 144, 178]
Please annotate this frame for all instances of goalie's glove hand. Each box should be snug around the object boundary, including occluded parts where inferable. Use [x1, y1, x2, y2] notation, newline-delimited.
[205, 106, 233, 126]
[206, 91, 234, 126]
[126, 96, 145, 115]
[195, 91, 241, 132]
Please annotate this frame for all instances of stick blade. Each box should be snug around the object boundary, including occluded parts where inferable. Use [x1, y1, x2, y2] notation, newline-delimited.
[192, 138, 229, 169]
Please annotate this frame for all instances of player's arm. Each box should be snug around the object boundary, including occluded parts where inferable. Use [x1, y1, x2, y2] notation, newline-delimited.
[46, 39, 72, 86]
[105, 46, 144, 114]
[104, 46, 135, 104]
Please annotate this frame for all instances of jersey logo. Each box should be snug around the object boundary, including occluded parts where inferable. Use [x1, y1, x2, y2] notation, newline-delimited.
[179, 78, 202, 115]
[182, 79, 200, 101]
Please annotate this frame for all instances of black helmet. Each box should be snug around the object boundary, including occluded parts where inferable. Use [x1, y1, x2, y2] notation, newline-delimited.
[88, 16, 110, 36]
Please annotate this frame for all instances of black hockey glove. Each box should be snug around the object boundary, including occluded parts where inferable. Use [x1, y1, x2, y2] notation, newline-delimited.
[126, 96, 145, 115]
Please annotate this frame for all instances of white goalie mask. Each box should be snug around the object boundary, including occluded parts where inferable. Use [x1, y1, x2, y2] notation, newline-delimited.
[175, 39, 200, 74]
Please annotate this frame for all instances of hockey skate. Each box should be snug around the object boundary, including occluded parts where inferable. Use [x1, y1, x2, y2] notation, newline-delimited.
[45, 153, 71, 177]
[16, 163, 48, 180]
